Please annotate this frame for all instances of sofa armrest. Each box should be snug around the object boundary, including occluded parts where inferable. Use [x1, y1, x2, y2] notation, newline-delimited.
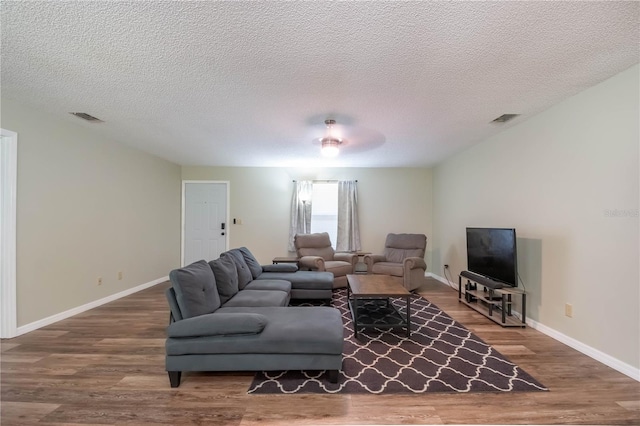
[334, 252, 358, 266]
[298, 255, 326, 271]
[261, 263, 298, 273]
[403, 257, 427, 271]
[167, 313, 267, 338]
[364, 254, 386, 273]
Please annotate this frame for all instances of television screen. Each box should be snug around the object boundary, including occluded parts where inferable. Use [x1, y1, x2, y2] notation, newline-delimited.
[466, 228, 518, 287]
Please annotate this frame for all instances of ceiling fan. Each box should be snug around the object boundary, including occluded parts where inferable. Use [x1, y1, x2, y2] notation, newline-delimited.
[319, 119, 343, 157]
[310, 117, 385, 157]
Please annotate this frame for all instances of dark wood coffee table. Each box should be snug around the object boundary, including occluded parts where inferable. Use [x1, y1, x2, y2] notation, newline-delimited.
[346, 274, 412, 338]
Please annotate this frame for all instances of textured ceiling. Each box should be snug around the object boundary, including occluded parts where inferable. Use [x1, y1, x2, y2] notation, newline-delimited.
[1, 1, 638, 168]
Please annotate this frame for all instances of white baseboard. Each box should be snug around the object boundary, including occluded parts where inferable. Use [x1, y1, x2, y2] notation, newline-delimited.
[427, 272, 640, 382]
[427, 271, 455, 287]
[15, 276, 168, 337]
[525, 317, 640, 381]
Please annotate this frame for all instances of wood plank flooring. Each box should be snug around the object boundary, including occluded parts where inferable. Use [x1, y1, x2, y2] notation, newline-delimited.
[1, 278, 639, 425]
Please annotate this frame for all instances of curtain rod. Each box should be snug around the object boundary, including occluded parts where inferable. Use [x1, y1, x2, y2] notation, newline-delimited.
[292, 179, 358, 183]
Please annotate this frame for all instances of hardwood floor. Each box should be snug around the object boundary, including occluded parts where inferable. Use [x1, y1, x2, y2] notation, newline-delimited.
[1, 278, 639, 425]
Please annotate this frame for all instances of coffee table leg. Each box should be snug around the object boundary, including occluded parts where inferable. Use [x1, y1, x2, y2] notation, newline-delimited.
[406, 296, 411, 337]
[353, 295, 359, 338]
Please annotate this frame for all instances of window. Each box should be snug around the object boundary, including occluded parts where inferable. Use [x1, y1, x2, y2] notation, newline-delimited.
[310, 182, 338, 248]
[289, 179, 360, 253]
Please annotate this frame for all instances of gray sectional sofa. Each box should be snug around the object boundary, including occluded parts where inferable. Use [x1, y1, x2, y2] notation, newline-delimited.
[225, 247, 335, 301]
[164, 247, 343, 387]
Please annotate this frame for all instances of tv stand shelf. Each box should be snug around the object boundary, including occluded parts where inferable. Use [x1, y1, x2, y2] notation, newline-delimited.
[458, 272, 526, 328]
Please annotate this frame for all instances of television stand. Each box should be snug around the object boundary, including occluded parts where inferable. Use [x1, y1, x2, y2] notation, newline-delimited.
[458, 271, 526, 328]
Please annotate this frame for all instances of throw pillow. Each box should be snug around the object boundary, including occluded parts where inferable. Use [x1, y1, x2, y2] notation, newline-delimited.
[222, 250, 253, 289]
[238, 247, 263, 279]
[209, 256, 239, 304]
[385, 248, 424, 263]
[166, 313, 268, 338]
[169, 260, 221, 319]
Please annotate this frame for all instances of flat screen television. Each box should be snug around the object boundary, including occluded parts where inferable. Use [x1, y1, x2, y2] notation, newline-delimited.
[466, 227, 518, 287]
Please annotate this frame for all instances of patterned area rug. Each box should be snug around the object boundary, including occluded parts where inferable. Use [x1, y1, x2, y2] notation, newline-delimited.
[248, 289, 547, 394]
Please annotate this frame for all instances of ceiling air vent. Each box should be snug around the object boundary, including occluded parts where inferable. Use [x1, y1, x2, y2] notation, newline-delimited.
[491, 114, 519, 124]
[70, 112, 103, 123]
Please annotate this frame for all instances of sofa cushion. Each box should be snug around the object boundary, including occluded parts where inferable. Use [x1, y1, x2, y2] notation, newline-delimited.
[262, 263, 298, 273]
[222, 290, 289, 308]
[294, 232, 335, 260]
[238, 247, 264, 279]
[384, 248, 424, 263]
[167, 313, 267, 338]
[297, 246, 335, 260]
[385, 233, 427, 249]
[324, 260, 353, 277]
[244, 279, 292, 293]
[255, 271, 334, 290]
[222, 249, 253, 289]
[209, 256, 239, 304]
[169, 260, 221, 319]
[371, 261, 404, 277]
[383, 233, 426, 263]
[166, 307, 343, 356]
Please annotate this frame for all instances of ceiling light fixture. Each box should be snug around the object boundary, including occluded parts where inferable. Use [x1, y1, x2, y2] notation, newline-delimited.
[320, 119, 342, 157]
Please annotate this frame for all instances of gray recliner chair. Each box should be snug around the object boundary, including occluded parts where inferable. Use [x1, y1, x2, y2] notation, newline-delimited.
[364, 233, 427, 292]
[294, 232, 357, 289]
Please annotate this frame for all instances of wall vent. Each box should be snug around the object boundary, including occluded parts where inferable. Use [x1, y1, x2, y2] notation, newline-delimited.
[491, 114, 520, 123]
[70, 112, 103, 122]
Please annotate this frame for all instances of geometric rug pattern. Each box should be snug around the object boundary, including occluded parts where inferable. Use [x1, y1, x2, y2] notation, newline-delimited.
[248, 288, 548, 394]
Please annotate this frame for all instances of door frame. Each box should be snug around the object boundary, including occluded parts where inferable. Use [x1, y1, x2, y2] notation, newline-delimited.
[181, 180, 230, 267]
[1, 128, 18, 338]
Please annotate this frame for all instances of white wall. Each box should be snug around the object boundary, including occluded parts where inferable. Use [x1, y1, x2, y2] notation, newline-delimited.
[1, 98, 182, 327]
[181, 167, 433, 268]
[432, 64, 639, 370]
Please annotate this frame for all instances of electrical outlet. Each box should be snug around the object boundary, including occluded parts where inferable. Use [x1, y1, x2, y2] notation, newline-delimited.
[444, 264, 449, 269]
[565, 303, 573, 318]
[98, 277, 103, 286]
[118, 271, 123, 280]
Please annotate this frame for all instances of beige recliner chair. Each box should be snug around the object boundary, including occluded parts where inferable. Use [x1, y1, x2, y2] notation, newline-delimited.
[294, 232, 358, 288]
[364, 233, 427, 291]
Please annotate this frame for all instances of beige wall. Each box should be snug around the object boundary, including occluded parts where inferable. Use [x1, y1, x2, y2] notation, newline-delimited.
[5, 65, 635, 376]
[181, 167, 433, 268]
[1, 98, 182, 327]
[432, 65, 639, 369]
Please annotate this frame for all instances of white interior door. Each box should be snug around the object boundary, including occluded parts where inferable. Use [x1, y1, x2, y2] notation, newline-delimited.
[1, 129, 18, 338]
[183, 181, 228, 266]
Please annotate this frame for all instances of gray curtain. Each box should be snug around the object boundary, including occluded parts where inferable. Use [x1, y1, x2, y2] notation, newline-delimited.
[288, 180, 313, 252]
[336, 180, 361, 252]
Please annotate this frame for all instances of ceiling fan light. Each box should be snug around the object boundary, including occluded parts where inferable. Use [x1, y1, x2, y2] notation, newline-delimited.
[321, 138, 340, 157]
